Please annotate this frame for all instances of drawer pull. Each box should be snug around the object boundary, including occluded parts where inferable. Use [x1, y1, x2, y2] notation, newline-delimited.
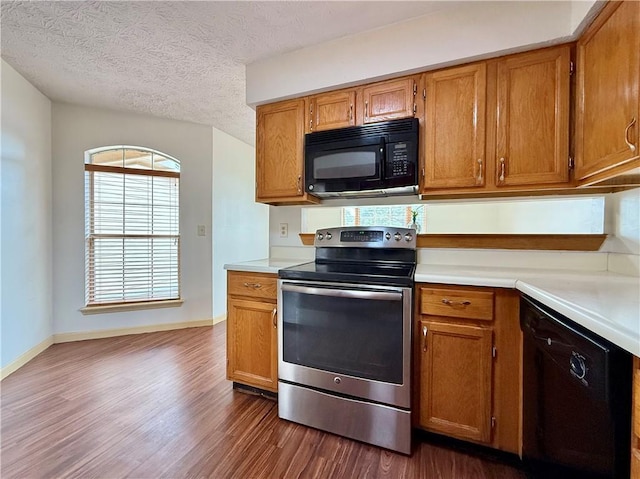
[442, 299, 471, 306]
[243, 282, 262, 289]
[271, 308, 277, 328]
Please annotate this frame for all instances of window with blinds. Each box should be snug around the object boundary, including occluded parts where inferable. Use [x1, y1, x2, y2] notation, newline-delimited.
[84, 146, 180, 306]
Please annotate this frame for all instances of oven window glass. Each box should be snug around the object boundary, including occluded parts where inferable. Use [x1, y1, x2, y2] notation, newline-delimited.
[312, 148, 378, 179]
[281, 286, 403, 384]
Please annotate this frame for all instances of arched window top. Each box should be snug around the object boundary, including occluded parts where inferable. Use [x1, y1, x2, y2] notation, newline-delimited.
[85, 145, 180, 173]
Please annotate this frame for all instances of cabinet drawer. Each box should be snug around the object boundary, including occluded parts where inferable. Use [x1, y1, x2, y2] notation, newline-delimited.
[227, 271, 277, 300]
[420, 287, 494, 321]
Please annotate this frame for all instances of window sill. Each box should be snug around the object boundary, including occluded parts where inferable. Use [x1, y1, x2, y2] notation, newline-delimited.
[80, 299, 184, 315]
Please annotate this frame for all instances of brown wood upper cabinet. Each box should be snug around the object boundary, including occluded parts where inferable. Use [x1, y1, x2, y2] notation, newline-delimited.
[360, 77, 417, 124]
[308, 90, 356, 132]
[494, 45, 571, 187]
[255, 99, 319, 205]
[422, 63, 487, 190]
[420, 45, 572, 196]
[575, 0, 640, 184]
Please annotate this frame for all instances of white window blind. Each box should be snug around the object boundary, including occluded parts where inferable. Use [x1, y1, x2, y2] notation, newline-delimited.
[84, 147, 180, 306]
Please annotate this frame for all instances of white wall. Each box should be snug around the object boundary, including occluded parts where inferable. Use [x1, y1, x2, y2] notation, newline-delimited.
[247, 1, 587, 105]
[270, 206, 305, 249]
[51, 104, 213, 334]
[212, 128, 268, 319]
[604, 188, 640, 275]
[1, 60, 53, 368]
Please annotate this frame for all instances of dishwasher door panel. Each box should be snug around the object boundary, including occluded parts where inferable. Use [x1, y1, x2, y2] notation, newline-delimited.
[520, 295, 632, 479]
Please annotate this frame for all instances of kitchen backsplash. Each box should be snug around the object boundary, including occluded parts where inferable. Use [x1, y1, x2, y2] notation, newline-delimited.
[269, 188, 640, 276]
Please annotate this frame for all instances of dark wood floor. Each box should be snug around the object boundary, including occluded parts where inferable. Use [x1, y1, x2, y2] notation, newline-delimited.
[1, 324, 526, 478]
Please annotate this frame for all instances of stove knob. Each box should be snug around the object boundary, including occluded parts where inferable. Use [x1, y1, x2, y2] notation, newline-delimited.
[326, 232, 332, 240]
[316, 233, 324, 240]
[405, 233, 413, 242]
[385, 232, 391, 240]
[394, 232, 402, 241]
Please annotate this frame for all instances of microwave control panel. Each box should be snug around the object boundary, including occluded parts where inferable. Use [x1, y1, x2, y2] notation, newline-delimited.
[386, 142, 412, 179]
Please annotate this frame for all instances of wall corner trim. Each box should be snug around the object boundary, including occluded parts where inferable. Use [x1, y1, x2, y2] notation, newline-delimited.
[1, 337, 54, 381]
[212, 314, 227, 325]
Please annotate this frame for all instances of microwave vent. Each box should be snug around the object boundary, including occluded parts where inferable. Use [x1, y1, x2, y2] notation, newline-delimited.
[305, 118, 419, 145]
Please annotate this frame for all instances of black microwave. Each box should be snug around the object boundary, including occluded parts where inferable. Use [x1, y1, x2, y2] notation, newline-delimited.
[304, 118, 419, 198]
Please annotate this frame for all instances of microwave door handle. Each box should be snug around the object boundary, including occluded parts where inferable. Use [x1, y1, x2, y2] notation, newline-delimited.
[280, 283, 402, 302]
[379, 138, 386, 177]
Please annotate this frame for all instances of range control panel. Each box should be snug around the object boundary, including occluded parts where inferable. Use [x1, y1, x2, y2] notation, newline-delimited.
[314, 226, 416, 249]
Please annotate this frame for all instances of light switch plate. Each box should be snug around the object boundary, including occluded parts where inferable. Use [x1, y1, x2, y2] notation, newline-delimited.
[197, 224, 206, 236]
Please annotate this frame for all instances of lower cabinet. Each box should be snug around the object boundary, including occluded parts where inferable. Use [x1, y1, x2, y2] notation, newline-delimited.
[419, 320, 493, 443]
[632, 356, 640, 478]
[226, 271, 278, 393]
[415, 284, 521, 454]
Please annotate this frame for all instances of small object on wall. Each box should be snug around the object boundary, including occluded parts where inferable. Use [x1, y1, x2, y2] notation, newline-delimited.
[408, 206, 423, 233]
[197, 225, 206, 236]
[280, 223, 288, 238]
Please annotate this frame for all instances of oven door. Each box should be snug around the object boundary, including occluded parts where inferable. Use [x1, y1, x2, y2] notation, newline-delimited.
[278, 280, 412, 408]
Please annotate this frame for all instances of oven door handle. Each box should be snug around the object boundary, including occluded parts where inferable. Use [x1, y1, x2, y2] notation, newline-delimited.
[280, 283, 402, 301]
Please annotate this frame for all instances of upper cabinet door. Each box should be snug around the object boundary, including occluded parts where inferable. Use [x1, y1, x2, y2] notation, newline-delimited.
[575, 0, 640, 183]
[255, 99, 306, 201]
[495, 46, 571, 187]
[422, 63, 487, 191]
[361, 77, 416, 124]
[309, 90, 356, 132]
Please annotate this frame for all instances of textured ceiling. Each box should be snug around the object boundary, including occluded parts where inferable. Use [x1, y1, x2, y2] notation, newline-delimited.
[0, 1, 459, 146]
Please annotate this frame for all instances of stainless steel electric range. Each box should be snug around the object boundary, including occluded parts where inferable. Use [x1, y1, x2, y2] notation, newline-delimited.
[277, 226, 417, 454]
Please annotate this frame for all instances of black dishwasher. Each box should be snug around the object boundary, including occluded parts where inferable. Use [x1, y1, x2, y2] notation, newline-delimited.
[520, 295, 632, 479]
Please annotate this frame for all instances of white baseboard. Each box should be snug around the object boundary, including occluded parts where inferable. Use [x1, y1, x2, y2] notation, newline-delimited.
[2, 318, 222, 380]
[1, 336, 54, 381]
[53, 319, 214, 343]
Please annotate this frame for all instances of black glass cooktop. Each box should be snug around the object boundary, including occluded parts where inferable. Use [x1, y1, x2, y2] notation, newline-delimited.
[279, 260, 415, 287]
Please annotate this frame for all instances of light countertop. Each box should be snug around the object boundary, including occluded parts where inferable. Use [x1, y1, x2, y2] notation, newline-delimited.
[415, 264, 640, 356]
[224, 258, 308, 275]
[225, 259, 640, 357]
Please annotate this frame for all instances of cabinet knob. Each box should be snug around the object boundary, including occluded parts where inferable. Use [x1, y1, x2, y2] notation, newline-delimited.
[271, 308, 277, 328]
[243, 282, 262, 289]
[297, 175, 302, 194]
[499, 157, 506, 183]
[365, 100, 368, 119]
[624, 117, 637, 153]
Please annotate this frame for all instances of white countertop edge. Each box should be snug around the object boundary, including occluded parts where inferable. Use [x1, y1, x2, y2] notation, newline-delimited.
[414, 273, 517, 289]
[224, 258, 308, 274]
[516, 281, 640, 357]
[415, 273, 517, 289]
